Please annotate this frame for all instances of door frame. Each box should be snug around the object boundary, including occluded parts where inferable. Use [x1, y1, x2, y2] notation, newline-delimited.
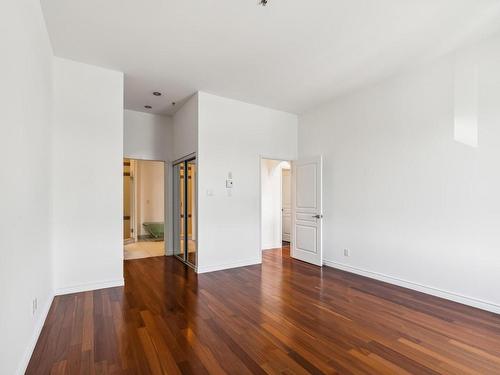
[281, 167, 292, 243]
[123, 157, 168, 256]
[123, 159, 136, 242]
[258, 155, 295, 264]
[172, 153, 198, 270]
[130, 159, 137, 242]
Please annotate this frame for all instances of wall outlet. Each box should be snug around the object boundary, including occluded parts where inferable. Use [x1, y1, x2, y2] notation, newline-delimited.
[32, 298, 38, 316]
[343, 248, 350, 257]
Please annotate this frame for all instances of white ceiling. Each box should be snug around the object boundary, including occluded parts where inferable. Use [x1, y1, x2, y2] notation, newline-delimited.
[41, 0, 500, 115]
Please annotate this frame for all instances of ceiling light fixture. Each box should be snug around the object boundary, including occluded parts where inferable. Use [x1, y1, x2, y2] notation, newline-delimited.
[144, 105, 152, 109]
[153, 91, 162, 96]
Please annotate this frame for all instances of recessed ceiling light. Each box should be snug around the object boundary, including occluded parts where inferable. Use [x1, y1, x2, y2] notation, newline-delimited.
[153, 92, 162, 96]
[144, 105, 152, 109]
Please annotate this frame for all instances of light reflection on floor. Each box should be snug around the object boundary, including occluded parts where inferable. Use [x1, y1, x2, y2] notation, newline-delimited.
[124, 240, 165, 260]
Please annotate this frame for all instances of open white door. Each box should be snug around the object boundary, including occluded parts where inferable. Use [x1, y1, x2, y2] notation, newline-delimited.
[291, 156, 323, 266]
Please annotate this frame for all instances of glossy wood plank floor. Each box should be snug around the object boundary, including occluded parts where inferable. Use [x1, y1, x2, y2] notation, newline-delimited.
[28, 246, 500, 374]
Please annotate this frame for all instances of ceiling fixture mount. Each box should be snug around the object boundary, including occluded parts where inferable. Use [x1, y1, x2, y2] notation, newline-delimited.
[259, 0, 268, 6]
[144, 105, 152, 109]
[153, 91, 162, 96]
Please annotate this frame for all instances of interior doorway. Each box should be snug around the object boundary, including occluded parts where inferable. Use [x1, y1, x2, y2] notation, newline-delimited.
[123, 158, 166, 260]
[260, 156, 323, 265]
[261, 158, 292, 255]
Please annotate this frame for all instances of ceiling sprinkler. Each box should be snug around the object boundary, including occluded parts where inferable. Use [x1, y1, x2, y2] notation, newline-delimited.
[259, 0, 268, 6]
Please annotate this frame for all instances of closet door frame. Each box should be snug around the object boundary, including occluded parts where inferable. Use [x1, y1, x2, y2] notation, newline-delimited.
[172, 153, 197, 270]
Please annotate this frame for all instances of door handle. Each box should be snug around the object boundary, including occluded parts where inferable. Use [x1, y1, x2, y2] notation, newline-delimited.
[313, 214, 323, 219]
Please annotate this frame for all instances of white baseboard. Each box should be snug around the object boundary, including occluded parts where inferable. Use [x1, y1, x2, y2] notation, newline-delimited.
[262, 244, 282, 251]
[197, 258, 261, 274]
[323, 259, 500, 315]
[17, 293, 54, 375]
[55, 279, 124, 296]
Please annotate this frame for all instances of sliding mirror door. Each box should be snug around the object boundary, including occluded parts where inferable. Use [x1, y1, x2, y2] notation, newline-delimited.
[186, 159, 197, 267]
[173, 163, 185, 260]
[173, 157, 197, 268]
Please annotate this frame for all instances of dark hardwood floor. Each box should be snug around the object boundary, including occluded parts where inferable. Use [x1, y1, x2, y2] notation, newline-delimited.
[28, 246, 500, 374]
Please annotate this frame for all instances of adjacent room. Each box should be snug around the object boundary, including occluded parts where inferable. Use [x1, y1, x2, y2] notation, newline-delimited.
[123, 158, 166, 260]
[261, 158, 292, 256]
[3, 0, 500, 374]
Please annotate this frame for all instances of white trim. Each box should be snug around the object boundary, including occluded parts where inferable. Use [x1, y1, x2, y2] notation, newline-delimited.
[172, 152, 197, 165]
[323, 259, 500, 315]
[55, 279, 124, 296]
[17, 294, 54, 375]
[197, 258, 261, 274]
[262, 243, 283, 250]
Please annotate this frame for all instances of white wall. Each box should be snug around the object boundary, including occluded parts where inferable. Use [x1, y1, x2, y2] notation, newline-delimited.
[261, 159, 290, 250]
[198, 92, 298, 272]
[299, 32, 500, 313]
[124, 109, 172, 161]
[172, 94, 198, 161]
[0, 1, 54, 373]
[51, 57, 124, 294]
[137, 160, 164, 235]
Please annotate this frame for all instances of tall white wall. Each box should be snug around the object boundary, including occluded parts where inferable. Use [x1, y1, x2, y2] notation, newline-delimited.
[172, 94, 198, 161]
[299, 33, 500, 313]
[124, 109, 172, 161]
[198, 92, 298, 272]
[51, 57, 124, 294]
[0, 1, 54, 373]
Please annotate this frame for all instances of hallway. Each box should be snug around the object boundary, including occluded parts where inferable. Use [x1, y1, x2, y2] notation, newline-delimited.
[27, 249, 500, 374]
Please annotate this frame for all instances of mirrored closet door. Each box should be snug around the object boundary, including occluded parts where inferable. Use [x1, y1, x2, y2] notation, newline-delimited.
[173, 157, 197, 268]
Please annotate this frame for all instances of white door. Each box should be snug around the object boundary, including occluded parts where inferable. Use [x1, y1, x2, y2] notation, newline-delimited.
[291, 156, 323, 266]
[281, 169, 292, 242]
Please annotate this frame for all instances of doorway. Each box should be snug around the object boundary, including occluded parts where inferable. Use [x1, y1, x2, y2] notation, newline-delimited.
[173, 156, 197, 269]
[260, 156, 323, 265]
[261, 158, 292, 255]
[123, 158, 166, 260]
